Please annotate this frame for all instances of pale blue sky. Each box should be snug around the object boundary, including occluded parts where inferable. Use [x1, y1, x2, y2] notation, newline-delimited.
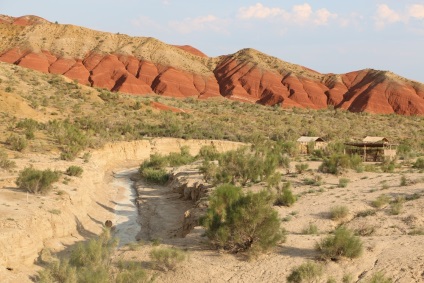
[1, 1, 424, 82]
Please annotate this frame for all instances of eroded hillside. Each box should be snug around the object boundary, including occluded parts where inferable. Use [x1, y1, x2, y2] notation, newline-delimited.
[1, 15, 424, 115]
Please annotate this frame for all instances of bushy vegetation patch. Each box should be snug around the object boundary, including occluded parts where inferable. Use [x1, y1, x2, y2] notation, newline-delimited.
[0, 149, 16, 170]
[38, 230, 120, 283]
[202, 184, 284, 255]
[413, 157, 424, 169]
[329, 205, 349, 221]
[286, 261, 323, 283]
[65, 166, 83, 177]
[371, 194, 390, 209]
[6, 134, 27, 152]
[16, 166, 61, 194]
[149, 247, 187, 271]
[200, 144, 287, 186]
[365, 271, 393, 283]
[318, 154, 362, 175]
[274, 182, 297, 207]
[316, 226, 363, 260]
[139, 147, 196, 184]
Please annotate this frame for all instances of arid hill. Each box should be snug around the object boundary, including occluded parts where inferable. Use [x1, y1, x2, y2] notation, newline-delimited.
[1, 14, 424, 115]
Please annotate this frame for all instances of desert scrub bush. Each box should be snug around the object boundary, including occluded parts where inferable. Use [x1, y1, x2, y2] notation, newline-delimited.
[167, 146, 194, 166]
[38, 230, 121, 283]
[16, 167, 61, 194]
[6, 134, 27, 152]
[389, 197, 404, 215]
[0, 149, 16, 170]
[149, 247, 187, 271]
[371, 194, 390, 209]
[202, 184, 284, 255]
[329, 205, 349, 221]
[399, 175, 408, 186]
[316, 226, 363, 260]
[338, 178, 350, 188]
[302, 223, 319, 235]
[413, 157, 424, 169]
[274, 182, 297, 207]
[37, 259, 77, 283]
[139, 153, 170, 185]
[286, 261, 323, 283]
[365, 271, 393, 283]
[303, 176, 323, 186]
[318, 154, 362, 175]
[65, 166, 83, 177]
[295, 163, 309, 174]
[356, 209, 377, 218]
[198, 144, 220, 161]
[115, 261, 148, 283]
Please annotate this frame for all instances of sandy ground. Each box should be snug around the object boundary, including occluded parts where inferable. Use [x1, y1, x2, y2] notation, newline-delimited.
[114, 161, 424, 283]
[1, 139, 423, 282]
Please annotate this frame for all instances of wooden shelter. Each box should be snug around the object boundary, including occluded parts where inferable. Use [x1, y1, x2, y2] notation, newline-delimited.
[344, 136, 397, 162]
[297, 136, 327, 154]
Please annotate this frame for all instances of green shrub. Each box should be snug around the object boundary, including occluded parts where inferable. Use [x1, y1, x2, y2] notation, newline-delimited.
[413, 157, 424, 169]
[38, 259, 77, 283]
[140, 167, 169, 185]
[167, 146, 194, 166]
[38, 230, 120, 283]
[389, 197, 404, 215]
[329, 205, 349, 221]
[316, 226, 363, 260]
[286, 261, 323, 283]
[365, 271, 393, 283]
[338, 178, 350, 188]
[6, 134, 27, 152]
[65, 166, 83, 177]
[274, 182, 297, 207]
[302, 223, 319, 235]
[400, 175, 408, 186]
[356, 209, 376, 218]
[115, 261, 148, 283]
[0, 149, 16, 170]
[198, 144, 220, 161]
[295, 163, 309, 174]
[202, 184, 284, 255]
[371, 194, 390, 209]
[318, 154, 362, 175]
[149, 247, 187, 271]
[16, 167, 61, 194]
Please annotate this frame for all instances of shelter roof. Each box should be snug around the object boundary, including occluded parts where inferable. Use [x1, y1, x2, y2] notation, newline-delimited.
[297, 136, 325, 142]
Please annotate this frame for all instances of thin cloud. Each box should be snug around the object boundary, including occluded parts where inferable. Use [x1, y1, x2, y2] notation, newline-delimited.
[131, 16, 165, 33]
[375, 3, 424, 29]
[375, 4, 402, 29]
[238, 3, 285, 19]
[237, 3, 337, 26]
[409, 4, 424, 19]
[170, 15, 229, 34]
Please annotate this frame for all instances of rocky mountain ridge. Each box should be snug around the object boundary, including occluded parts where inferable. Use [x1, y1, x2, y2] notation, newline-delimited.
[1, 14, 423, 115]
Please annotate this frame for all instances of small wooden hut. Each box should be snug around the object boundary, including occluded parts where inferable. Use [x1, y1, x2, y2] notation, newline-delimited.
[297, 136, 327, 154]
[344, 136, 397, 162]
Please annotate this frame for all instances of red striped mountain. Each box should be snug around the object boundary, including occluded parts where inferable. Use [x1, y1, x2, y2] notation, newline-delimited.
[1, 15, 423, 115]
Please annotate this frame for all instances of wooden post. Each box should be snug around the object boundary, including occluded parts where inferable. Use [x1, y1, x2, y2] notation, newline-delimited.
[363, 145, 366, 162]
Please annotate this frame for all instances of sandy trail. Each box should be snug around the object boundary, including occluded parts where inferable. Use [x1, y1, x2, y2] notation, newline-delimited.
[136, 179, 193, 242]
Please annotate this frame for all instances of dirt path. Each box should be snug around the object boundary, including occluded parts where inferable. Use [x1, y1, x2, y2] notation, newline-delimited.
[136, 179, 193, 242]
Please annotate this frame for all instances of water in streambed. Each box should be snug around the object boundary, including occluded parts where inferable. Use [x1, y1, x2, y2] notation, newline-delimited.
[111, 168, 140, 247]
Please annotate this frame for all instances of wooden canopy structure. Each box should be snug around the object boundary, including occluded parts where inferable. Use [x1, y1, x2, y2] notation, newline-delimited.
[344, 136, 397, 162]
[297, 136, 327, 154]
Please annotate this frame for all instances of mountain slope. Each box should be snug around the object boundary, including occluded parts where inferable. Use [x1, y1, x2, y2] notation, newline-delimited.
[1, 15, 423, 115]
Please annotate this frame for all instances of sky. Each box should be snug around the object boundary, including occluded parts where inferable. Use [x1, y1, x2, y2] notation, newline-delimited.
[1, 0, 424, 82]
